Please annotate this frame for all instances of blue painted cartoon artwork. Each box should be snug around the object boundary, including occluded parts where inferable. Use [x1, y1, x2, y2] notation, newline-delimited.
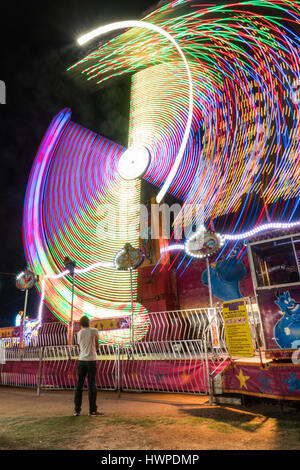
[202, 255, 247, 301]
[274, 291, 300, 349]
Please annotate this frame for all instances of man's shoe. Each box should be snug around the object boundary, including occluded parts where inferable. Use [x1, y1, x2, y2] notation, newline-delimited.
[89, 411, 104, 416]
[73, 411, 80, 416]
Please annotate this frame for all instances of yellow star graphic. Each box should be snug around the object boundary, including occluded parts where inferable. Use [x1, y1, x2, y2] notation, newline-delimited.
[236, 369, 250, 389]
[181, 372, 190, 384]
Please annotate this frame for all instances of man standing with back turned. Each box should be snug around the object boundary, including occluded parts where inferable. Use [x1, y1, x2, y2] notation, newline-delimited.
[74, 315, 103, 416]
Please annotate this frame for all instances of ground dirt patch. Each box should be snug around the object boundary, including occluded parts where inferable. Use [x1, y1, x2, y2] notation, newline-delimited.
[0, 387, 299, 450]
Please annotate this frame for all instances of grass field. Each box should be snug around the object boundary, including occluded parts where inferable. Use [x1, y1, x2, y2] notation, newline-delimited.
[0, 387, 300, 451]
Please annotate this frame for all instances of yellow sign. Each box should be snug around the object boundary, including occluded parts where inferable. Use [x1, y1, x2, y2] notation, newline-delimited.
[222, 299, 254, 357]
[90, 317, 130, 331]
[0, 327, 20, 338]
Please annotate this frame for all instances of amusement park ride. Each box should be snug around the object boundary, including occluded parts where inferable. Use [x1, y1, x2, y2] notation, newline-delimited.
[1, 0, 300, 401]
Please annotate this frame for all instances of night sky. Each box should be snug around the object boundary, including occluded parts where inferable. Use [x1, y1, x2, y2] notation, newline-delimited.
[0, 0, 158, 327]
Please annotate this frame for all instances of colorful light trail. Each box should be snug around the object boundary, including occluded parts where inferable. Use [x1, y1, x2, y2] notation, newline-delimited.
[23, 1, 300, 341]
[77, 19, 194, 204]
[70, 0, 300, 236]
[23, 108, 149, 346]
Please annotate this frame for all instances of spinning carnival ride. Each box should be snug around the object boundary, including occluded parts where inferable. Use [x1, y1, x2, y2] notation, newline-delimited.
[23, 0, 300, 346]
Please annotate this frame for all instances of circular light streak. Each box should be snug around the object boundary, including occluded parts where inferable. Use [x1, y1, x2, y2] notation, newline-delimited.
[71, 1, 300, 236]
[23, 109, 150, 347]
[37, 260, 150, 347]
[77, 19, 194, 204]
[24, 1, 300, 341]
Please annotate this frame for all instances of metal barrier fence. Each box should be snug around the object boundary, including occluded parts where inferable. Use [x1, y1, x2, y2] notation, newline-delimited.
[0, 304, 263, 350]
[0, 308, 230, 400]
[0, 305, 262, 398]
[0, 308, 223, 347]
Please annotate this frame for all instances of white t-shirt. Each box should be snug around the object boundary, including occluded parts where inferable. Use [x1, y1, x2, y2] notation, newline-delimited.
[0, 342, 5, 364]
[77, 327, 99, 361]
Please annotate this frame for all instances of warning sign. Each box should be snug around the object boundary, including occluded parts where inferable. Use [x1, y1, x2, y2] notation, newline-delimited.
[222, 299, 254, 357]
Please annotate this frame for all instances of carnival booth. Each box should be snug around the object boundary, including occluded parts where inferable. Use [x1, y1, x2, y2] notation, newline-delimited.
[223, 230, 300, 401]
